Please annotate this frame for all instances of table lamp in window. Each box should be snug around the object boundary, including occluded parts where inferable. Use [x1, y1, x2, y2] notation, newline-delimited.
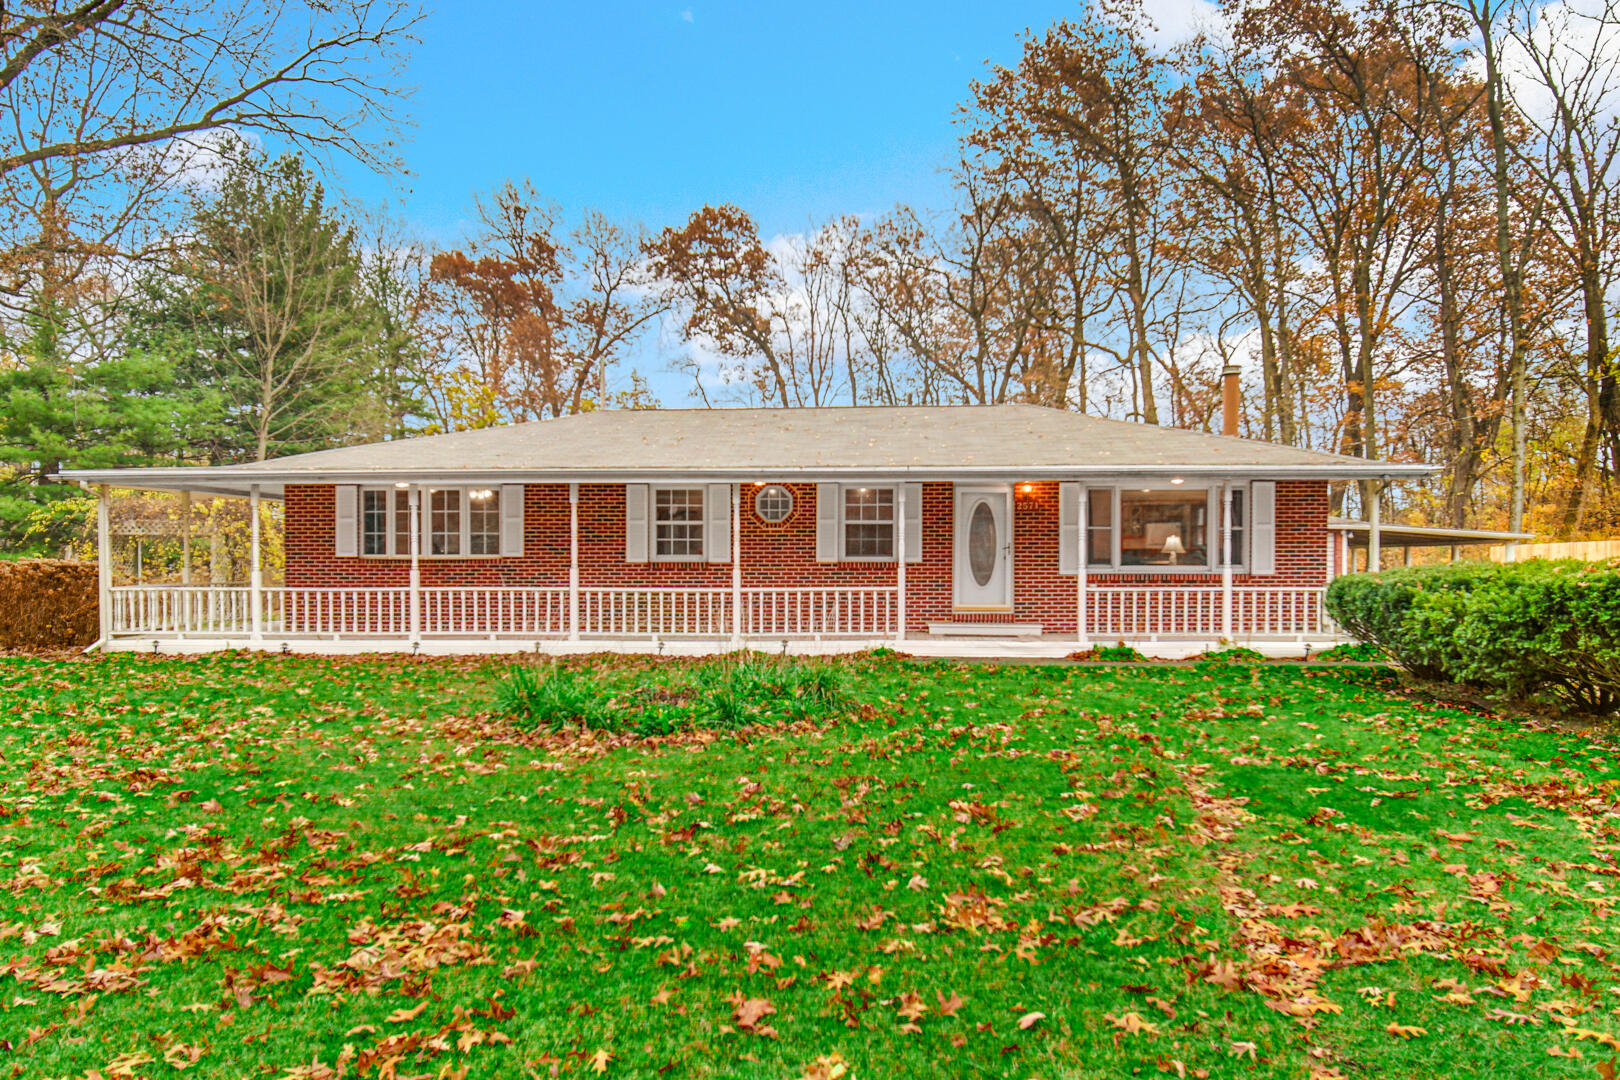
[1161, 533, 1185, 565]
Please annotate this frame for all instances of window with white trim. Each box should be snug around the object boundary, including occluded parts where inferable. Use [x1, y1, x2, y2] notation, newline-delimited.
[843, 486, 895, 559]
[654, 487, 705, 559]
[1086, 488, 1112, 567]
[360, 487, 413, 556]
[1223, 488, 1245, 567]
[429, 489, 462, 555]
[358, 486, 501, 558]
[1082, 484, 1246, 572]
[468, 489, 500, 555]
[754, 484, 793, 523]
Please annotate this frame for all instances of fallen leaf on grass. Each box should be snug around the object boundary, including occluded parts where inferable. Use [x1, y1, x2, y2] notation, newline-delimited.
[386, 1001, 428, 1023]
[800, 1052, 849, 1080]
[1017, 1011, 1046, 1030]
[1386, 1023, 1427, 1039]
[734, 996, 778, 1037]
[1106, 1011, 1160, 1035]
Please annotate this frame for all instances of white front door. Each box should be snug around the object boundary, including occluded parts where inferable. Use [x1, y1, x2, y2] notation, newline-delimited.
[953, 485, 1013, 611]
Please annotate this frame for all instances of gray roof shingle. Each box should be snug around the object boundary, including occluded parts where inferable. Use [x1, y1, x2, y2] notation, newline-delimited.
[61, 405, 1433, 495]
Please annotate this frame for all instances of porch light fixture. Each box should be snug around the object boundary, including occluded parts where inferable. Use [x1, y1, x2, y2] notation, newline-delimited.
[394, 481, 409, 489]
[1170, 477, 1185, 485]
[1018, 483, 1034, 496]
[470, 489, 494, 501]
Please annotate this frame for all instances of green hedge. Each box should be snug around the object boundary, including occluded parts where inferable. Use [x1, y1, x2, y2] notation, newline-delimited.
[1324, 560, 1620, 713]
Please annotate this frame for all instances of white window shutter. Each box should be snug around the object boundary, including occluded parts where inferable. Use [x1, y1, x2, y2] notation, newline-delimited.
[625, 484, 649, 563]
[500, 484, 524, 556]
[706, 483, 731, 563]
[334, 485, 358, 557]
[1058, 482, 1080, 575]
[1250, 481, 1276, 575]
[903, 483, 922, 562]
[816, 483, 840, 563]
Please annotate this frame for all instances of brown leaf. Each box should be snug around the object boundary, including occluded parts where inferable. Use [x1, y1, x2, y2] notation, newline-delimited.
[733, 996, 777, 1034]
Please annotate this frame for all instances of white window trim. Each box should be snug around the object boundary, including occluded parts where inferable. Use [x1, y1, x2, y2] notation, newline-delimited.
[357, 485, 502, 560]
[651, 485, 706, 563]
[1084, 482, 1248, 575]
[839, 484, 898, 562]
[358, 486, 409, 558]
[754, 483, 794, 523]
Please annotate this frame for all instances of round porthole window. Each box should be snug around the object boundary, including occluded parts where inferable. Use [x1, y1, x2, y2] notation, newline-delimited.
[754, 484, 794, 523]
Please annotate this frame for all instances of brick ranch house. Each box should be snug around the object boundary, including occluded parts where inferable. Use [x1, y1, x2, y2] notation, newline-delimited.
[63, 403, 1433, 657]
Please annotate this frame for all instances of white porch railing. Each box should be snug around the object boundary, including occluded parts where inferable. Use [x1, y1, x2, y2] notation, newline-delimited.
[1088, 586, 1336, 639]
[576, 588, 731, 636]
[740, 587, 898, 637]
[421, 587, 569, 636]
[110, 585, 254, 635]
[272, 588, 409, 635]
[104, 584, 1334, 642]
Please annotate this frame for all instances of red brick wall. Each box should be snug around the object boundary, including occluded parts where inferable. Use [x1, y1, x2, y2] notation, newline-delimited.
[283, 479, 1330, 634]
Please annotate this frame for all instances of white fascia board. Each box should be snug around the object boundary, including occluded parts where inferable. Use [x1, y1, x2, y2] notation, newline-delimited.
[58, 461, 1437, 491]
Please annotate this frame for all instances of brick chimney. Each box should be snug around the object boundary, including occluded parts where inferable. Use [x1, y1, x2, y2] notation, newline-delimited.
[1221, 363, 1242, 437]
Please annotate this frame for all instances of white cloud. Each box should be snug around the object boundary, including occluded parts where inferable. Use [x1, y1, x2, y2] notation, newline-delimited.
[1493, 0, 1620, 133]
[1134, 0, 1229, 50]
[141, 128, 257, 192]
[680, 9, 693, 23]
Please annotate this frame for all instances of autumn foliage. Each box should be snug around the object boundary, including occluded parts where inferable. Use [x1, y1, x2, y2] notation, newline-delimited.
[0, 558, 97, 650]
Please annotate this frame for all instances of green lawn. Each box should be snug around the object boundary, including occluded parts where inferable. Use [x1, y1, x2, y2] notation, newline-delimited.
[2, 652, 1619, 1079]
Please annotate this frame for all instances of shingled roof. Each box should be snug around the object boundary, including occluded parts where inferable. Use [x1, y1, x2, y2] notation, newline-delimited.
[61, 404, 1433, 497]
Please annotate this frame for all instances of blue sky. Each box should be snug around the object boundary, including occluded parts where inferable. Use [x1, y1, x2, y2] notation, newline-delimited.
[345, 1, 1100, 240]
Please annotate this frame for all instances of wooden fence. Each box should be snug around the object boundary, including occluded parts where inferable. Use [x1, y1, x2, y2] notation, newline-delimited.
[1488, 539, 1620, 562]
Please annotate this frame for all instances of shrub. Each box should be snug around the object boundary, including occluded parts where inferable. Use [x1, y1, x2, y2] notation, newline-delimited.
[698, 656, 853, 726]
[494, 664, 615, 731]
[1310, 642, 1383, 662]
[1324, 559, 1620, 713]
[0, 559, 98, 650]
[1069, 643, 1146, 663]
[1198, 646, 1268, 663]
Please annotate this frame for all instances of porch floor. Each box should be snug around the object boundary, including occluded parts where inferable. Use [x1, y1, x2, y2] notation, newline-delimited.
[99, 631, 1342, 660]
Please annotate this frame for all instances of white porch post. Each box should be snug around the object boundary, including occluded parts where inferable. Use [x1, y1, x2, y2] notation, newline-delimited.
[1220, 483, 1234, 641]
[730, 482, 742, 647]
[408, 487, 422, 644]
[1367, 479, 1383, 572]
[895, 483, 907, 643]
[96, 484, 112, 644]
[248, 484, 263, 644]
[180, 490, 193, 585]
[1076, 483, 1089, 648]
[568, 483, 580, 641]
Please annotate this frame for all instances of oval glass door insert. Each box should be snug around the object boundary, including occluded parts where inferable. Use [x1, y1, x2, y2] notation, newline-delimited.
[968, 500, 997, 586]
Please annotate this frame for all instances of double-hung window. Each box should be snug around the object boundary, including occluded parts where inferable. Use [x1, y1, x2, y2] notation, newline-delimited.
[360, 488, 413, 557]
[361, 488, 412, 556]
[1223, 488, 1245, 566]
[843, 487, 895, 559]
[468, 489, 500, 555]
[653, 487, 705, 560]
[429, 489, 463, 555]
[359, 486, 500, 557]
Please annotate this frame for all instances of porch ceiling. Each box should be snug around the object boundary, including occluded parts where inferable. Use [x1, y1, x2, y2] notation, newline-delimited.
[59, 404, 1435, 497]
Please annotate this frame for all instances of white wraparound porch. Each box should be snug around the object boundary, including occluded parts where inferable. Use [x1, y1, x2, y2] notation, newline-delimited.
[101, 582, 1343, 657]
